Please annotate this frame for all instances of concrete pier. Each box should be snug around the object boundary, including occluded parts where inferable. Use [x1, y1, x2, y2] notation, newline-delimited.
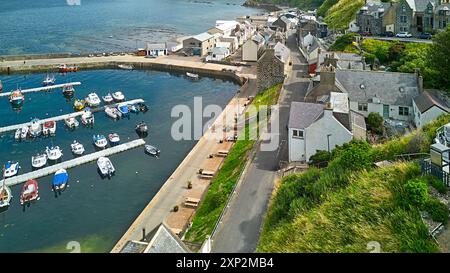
[3, 139, 146, 186]
[0, 98, 145, 134]
[0, 82, 82, 97]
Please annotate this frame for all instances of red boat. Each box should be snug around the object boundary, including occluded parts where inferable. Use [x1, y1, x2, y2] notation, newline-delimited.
[58, 64, 78, 73]
[20, 179, 39, 205]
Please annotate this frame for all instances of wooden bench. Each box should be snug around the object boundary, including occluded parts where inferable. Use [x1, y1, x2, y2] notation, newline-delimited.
[216, 150, 229, 157]
[184, 197, 200, 208]
[199, 169, 215, 179]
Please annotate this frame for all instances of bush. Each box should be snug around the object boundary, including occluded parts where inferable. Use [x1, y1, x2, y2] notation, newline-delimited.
[404, 178, 429, 207]
[329, 33, 360, 52]
[405, 132, 428, 154]
[423, 198, 449, 224]
[425, 175, 448, 194]
[366, 112, 384, 135]
[332, 141, 373, 171]
[309, 150, 331, 164]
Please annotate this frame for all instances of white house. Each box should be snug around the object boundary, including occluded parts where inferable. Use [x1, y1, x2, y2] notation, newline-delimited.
[145, 43, 168, 56]
[206, 46, 230, 61]
[242, 34, 265, 62]
[288, 95, 366, 162]
[413, 90, 450, 129]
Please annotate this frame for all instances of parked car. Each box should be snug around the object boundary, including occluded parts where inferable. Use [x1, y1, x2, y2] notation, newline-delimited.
[396, 32, 412, 38]
[361, 31, 373, 36]
[380, 31, 394, 37]
[419, 32, 433, 39]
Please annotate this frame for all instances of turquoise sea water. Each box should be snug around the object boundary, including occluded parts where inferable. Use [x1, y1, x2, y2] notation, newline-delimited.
[0, 70, 239, 252]
[0, 0, 259, 55]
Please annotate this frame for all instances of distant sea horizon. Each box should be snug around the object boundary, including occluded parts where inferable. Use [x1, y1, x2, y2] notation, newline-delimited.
[0, 0, 260, 56]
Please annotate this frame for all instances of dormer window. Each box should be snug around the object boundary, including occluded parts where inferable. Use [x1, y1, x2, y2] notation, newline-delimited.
[402, 5, 406, 12]
[360, 84, 366, 89]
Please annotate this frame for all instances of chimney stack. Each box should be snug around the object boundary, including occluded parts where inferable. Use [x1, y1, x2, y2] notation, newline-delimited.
[320, 65, 336, 86]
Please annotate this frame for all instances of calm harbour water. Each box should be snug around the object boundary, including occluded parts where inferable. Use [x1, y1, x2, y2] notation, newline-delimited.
[0, 70, 239, 252]
[0, 0, 259, 55]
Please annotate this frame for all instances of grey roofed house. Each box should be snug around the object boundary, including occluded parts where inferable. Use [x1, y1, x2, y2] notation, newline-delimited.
[252, 33, 265, 44]
[192, 32, 214, 42]
[288, 102, 324, 129]
[211, 46, 229, 56]
[272, 16, 291, 31]
[143, 223, 190, 253]
[414, 89, 450, 113]
[335, 70, 420, 106]
[273, 42, 290, 63]
[406, 0, 438, 11]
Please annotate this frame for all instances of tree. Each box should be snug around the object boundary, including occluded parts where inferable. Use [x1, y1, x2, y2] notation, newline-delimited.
[367, 112, 384, 135]
[428, 26, 450, 91]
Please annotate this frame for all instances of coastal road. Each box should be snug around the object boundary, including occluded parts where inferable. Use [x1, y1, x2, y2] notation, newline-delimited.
[211, 31, 310, 253]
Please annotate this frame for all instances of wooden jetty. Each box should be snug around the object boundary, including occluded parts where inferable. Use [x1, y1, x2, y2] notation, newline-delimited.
[0, 98, 145, 134]
[3, 139, 146, 187]
[0, 82, 82, 97]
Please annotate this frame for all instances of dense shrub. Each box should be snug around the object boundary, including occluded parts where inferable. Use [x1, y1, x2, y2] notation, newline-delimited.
[405, 132, 428, 154]
[366, 112, 384, 135]
[361, 39, 391, 64]
[423, 198, 449, 224]
[309, 150, 331, 164]
[425, 175, 448, 194]
[404, 178, 429, 207]
[329, 33, 360, 52]
[332, 141, 373, 171]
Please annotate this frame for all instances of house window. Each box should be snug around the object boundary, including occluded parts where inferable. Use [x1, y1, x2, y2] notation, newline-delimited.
[292, 129, 304, 139]
[358, 103, 368, 112]
[402, 5, 406, 12]
[399, 106, 409, 116]
[400, 15, 407, 23]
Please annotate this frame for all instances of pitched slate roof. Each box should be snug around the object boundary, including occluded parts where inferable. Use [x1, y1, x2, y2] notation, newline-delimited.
[143, 223, 190, 253]
[273, 42, 290, 63]
[414, 89, 450, 113]
[146, 43, 167, 50]
[406, 0, 438, 11]
[288, 102, 324, 129]
[336, 70, 419, 106]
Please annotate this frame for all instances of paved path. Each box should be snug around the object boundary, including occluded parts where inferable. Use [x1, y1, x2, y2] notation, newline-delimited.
[211, 31, 310, 253]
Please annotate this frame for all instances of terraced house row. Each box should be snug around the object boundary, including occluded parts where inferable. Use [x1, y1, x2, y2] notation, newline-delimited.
[356, 0, 450, 35]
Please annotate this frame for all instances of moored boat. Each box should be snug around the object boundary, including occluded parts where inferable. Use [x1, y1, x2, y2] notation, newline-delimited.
[0, 183, 12, 211]
[112, 91, 125, 102]
[117, 103, 129, 116]
[42, 121, 56, 136]
[137, 102, 149, 113]
[53, 169, 68, 192]
[29, 118, 42, 138]
[117, 64, 133, 70]
[105, 106, 120, 119]
[15, 128, 22, 141]
[93, 134, 108, 149]
[74, 99, 85, 111]
[81, 108, 95, 125]
[20, 126, 28, 139]
[46, 146, 63, 161]
[43, 74, 55, 86]
[20, 179, 40, 205]
[186, 72, 199, 79]
[71, 140, 85, 155]
[145, 144, 160, 157]
[3, 161, 20, 178]
[58, 64, 78, 73]
[64, 117, 79, 129]
[135, 121, 148, 135]
[31, 153, 47, 169]
[108, 133, 120, 146]
[62, 84, 75, 96]
[97, 157, 115, 178]
[9, 89, 24, 106]
[85, 92, 101, 107]
[128, 104, 139, 113]
[102, 93, 114, 104]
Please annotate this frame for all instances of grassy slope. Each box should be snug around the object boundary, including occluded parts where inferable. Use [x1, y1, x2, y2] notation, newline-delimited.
[184, 84, 282, 243]
[323, 0, 365, 30]
[258, 115, 450, 253]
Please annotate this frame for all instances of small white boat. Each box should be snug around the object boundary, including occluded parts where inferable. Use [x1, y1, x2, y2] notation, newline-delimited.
[85, 92, 101, 107]
[93, 135, 108, 149]
[29, 118, 42, 138]
[65, 117, 79, 129]
[62, 85, 75, 96]
[186, 72, 199, 79]
[42, 121, 56, 136]
[81, 109, 95, 125]
[108, 133, 120, 146]
[71, 141, 85, 155]
[31, 153, 47, 169]
[145, 144, 160, 157]
[128, 104, 139, 113]
[105, 106, 120, 119]
[3, 161, 20, 178]
[118, 64, 133, 70]
[20, 126, 29, 139]
[102, 93, 114, 104]
[43, 74, 55, 86]
[112, 91, 125, 102]
[15, 128, 22, 141]
[97, 157, 115, 178]
[46, 146, 63, 161]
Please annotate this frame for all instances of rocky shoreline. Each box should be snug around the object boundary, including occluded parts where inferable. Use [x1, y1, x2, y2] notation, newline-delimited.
[242, 0, 281, 12]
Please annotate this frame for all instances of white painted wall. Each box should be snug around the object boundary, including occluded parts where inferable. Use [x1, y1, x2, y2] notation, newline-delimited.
[349, 101, 412, 121]
[242, 40, 258, 61]
[288, 128, 306, 162]
[413, 102, 448, 129]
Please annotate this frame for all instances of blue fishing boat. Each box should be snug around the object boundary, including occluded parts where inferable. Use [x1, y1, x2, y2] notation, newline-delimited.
[53, 169, 68, 192]
[9, 90, 24, 106]
[3, 161, 20, 178]
[117, 103, 129, 116]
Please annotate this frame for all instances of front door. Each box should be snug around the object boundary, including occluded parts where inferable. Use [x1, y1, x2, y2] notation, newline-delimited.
[383, 105, 390, 119]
